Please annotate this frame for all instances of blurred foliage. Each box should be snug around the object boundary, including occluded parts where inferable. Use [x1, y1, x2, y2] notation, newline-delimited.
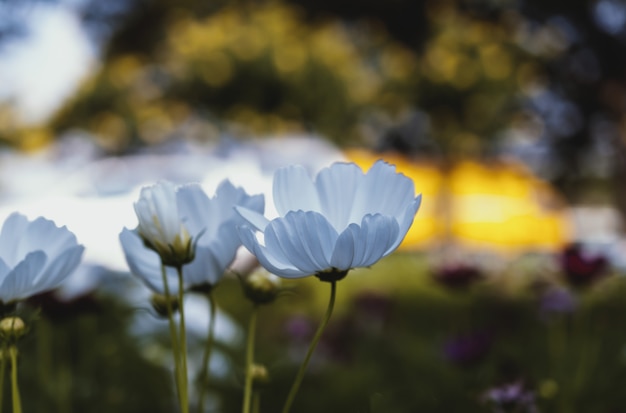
[5, 291, 174, 413]
[204, 253, 626, 413]
[48, 0, 540, 157]
[3, 0, 626, 208]
[50, 2, 422, 152]
[4, 253, 626, 412]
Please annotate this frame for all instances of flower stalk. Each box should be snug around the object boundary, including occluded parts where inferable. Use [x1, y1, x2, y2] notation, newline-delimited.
[9, 346, 20, 413]
[198, 291, 216, 413]
[242, 305, 258, 413]
[176, 265, 190, 413]
[160, 263, 185, 413]
[281, 280, 337, 413]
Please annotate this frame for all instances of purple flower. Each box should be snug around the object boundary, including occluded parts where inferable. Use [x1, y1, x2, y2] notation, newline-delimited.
[539, 286, 577, 317]
[443, 330, 492, 366]
[482, 382, 538, 413]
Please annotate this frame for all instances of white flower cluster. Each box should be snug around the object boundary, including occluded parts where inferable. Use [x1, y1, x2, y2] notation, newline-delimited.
[0, 160, 421, 305]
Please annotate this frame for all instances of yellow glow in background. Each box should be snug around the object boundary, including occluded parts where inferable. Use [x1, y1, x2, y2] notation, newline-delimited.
[345, 148, 571, 253]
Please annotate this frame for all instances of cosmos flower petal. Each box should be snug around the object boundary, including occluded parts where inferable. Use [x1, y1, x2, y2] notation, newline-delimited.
[119, 228, 179, 294]
[330, 224, 358, 270]
[239, 160, 421, 279]
[351, 214, 400, 267]
[386, 194, 422, 253]
[0, 251, 46, 303]
[185, 214, 250, 286]
[264, 211, 336, 273]
[0, 258, 9, 279]
[23, 217, 77, 262]
[238, 226, 306, 278]
[273, 165, 321, 216]
[151, 182, 181, 241]
[216, 180, 265, 218]
[0, 213, 29, 265]
[177, 183, 212, 238]
[31, 245, 85, 294]
[123, 181, 264, 292]
[0, 214, 84, 303]
[349, 160, 416, 224]
[236, 206, 271, 231]
[315, 163, 363, 230]
[207, 223, 244, 272]
[183, 245, 224, 287]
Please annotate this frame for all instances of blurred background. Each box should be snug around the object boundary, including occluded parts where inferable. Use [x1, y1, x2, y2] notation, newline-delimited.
[1, 0, 626, 411]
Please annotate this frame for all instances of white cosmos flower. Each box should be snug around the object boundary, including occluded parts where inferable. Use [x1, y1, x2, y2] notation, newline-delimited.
[0, 213, 84, 305]
[236, 160, 422, 280]
[133, 181, 195, 267]
[120, 180, 264, 294]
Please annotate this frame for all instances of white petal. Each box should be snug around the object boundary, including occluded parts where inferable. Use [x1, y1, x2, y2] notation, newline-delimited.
[273, 165, 321, 216]
[31, 245, 84, 295]
[135, 181, 181, 245]
[386, 194, 422, 253]
[183, 246, 224, 287]
[119, 228, 179, 294]
[349, 160, 416, 224]
[235, 207, 271, 232]
[0, 213, 29, 266]
[152, 181, 181, 241]
[315, 162, 363, 231]
[350, 214, 400, 267]
[24, 217, 77, 262]
[330, 225, 357, 270]
[177, 183, 211, 238]
[264, 211, 337, 273]
[0, 251, 46, 303]
[238, 226, 307, 278]
[0, 258, 9, 280]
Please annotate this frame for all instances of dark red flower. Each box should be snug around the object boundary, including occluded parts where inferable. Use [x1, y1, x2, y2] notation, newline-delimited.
[432, 264, 483, 290]
[561, 243, 608, 287]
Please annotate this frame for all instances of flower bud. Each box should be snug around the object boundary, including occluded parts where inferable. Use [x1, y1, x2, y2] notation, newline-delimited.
[134, 181, 197, 267]
[0, 317, 26, 340]
[150, 293, 180, 318]
[243, 270, 281, 305]
[250, 363, 270, 388]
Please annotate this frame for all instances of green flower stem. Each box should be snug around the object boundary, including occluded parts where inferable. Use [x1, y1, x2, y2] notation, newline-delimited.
[9, 346, 20, 413]
[198, 291, 216, 413]
[242, 305, 258, 413]
[160, 264, 184, 410]
[281, 280, 337, 413]
[252, 391, 260, 413]
[176, 265, 190, 413]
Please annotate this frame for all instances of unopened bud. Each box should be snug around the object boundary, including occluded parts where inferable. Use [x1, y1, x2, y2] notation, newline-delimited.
[150, 294, 179, 318]
[250, 363, 270, 387]
[0, 317, 26, 340]
[243, 270, 281, 305]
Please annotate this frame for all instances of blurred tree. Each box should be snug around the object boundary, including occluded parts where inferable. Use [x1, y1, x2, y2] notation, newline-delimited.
[3, 0, 626, 214]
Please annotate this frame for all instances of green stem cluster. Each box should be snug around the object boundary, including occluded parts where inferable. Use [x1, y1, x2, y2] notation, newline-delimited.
[160, 263, 189, 413]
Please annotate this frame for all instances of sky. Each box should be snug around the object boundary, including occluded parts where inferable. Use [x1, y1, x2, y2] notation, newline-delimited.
[0, 2, 95, 124]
